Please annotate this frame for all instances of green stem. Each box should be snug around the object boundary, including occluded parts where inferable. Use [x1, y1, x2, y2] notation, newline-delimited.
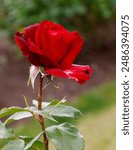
[38, 73, 49, 150]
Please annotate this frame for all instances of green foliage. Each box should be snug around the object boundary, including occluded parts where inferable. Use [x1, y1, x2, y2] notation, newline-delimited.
[0, 122, 44, 150]
[32, 98, 66, 109]
[41, 105, 82, 119]
[0, 124, 43, 150]
[83, 0, 115, 19]
[18, 82, 116, 150]
[0, 81, 115, 149]
[2, 139, 25, 150]
[0, 107, 29, 119]
[19, 136, 44, 150]
[5, 112, 32, 124]
[0, 0, 86, 37]
[23, 132, 44, 150]
[32, 99, 82, 122]
[0, 0, 115, 38]
[0, 100, 83, 150]
[46, 123, 84, 150]
[0, 121, 15, 139]
[36, 109, 58, 123]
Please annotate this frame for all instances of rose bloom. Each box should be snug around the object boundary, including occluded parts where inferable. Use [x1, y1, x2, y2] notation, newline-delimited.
[14, 20, 92, 84]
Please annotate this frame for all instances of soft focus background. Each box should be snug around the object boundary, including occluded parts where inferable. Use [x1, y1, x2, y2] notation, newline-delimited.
[0, 0, 116, 150]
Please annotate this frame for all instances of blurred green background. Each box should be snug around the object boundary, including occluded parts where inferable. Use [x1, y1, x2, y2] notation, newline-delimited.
[0, 0, 115, 37]
[0, 0, 116, 150]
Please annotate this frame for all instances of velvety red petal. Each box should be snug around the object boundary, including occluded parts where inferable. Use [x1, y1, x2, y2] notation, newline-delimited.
[45, 64, 93, 84]
[24, 24, 39, 42]
[41, 25, 61, 67]
[47, 27, 75, 63]
[14, 32, 30, 56]
[28, 38, 59, 67]
[60, 31, 84, 68]
[28, 53, 59, 67]
[38, 55, 59, 68]
[41, 27, 50, 53]
[28, 39, 44, 55]
[35, 20, 54, 49]
[27, 54, 41, 66]
[35, 24, 43, 49]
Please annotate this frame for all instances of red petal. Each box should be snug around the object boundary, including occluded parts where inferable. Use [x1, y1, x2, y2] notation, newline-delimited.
[40, 24, 61, 66]
[27, 53, 58, 67]
[45, 64, 93, 84]
[28, 39, 44, 55]
[60, 32, 84, 68]
[27, 54, 41, 66]
[47, 27, 75, 62]
[35, 20, 54, 49]
[28, 39, 59, 67]
[35, 24, 42, 49]
[14, 32, 30, 56]
[41, 26, 50, 53]
[38, 55, 59, 68]
[24, 24, 39, 42]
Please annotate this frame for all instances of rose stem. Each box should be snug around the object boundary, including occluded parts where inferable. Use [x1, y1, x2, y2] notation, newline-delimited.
[38, 73, 49, 150]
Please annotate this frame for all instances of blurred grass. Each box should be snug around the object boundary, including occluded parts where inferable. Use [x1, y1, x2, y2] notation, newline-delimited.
[78, 106, 115, 150]
[0, 81, 116, 149]
[72, 81, 116, 114]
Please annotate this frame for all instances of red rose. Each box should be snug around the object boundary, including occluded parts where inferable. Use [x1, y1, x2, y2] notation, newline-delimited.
[14, 20, 92, 84]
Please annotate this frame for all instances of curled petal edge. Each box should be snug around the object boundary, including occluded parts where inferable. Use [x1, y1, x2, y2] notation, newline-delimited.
[45, 64, 93, 84]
